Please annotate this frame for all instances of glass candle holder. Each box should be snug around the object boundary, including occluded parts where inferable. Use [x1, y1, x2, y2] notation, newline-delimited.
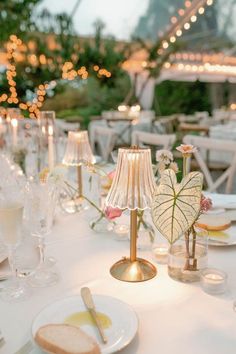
[113, 224, 129, 241]
[200, 268, 227, 295]
[152, 243, 169, 264]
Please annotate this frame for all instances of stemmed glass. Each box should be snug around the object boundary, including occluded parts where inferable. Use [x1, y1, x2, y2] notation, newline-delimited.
[0, 200, 30, 302]
[26, 180, 59, 287]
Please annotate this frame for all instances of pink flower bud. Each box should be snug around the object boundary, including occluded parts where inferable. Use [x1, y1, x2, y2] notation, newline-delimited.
[200, 195, 213, 213]
[105, 206, 122, 220]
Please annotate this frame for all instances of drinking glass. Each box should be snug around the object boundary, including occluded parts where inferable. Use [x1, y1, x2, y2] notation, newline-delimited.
[26, 180, 59, 287]
[0, 201, 30, 302]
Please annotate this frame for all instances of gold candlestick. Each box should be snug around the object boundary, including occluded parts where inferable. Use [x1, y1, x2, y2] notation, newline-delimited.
[77, 164, 83, 198]
[107, 147, 157, 282]
[130, 209, 137, 262]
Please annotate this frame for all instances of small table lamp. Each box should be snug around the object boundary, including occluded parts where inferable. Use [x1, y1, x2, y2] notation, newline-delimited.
[63, 130, 95, 200]
[106, 147, 157, 282]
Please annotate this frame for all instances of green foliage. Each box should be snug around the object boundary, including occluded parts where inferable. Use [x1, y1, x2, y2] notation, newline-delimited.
[0, 8, 130, 113]
[0, 0, 41, 44]
[154, 80, 212, 115]
[43, 74, 131, 128]
[86, 75, 131, 111]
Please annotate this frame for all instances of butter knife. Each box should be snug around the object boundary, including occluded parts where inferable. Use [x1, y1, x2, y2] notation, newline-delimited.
[81, 287, 107, 344]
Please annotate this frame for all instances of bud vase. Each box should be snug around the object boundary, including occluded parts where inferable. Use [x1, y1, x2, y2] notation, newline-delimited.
[168, 227, 208, 282]
[89, 213, 114, 233]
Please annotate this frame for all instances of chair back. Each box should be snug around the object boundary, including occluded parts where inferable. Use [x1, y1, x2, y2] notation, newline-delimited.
[132, 131, 176, 150]
[93, 126, 118, 162]
[183, 135, 236, 193]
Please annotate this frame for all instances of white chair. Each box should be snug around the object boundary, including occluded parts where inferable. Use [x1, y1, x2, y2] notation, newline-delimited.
[93, 126, 118, 162]
[183, 135, 236, 193]
[132, 131, 176, 150]
[139, 110, 155, 121]
[55, 119, 80, 133]
[195, 111, 209, 121]
[212, 109, 230, 123]
[155, 115, 178, 134]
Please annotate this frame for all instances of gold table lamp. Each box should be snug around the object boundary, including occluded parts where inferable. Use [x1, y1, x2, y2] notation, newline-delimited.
[106, 147, 157, 282]
[63, 130, 95, 203]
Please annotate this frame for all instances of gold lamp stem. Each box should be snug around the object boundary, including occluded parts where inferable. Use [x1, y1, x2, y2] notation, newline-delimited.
[130, 209, 137, 262]
[77, 164, 83, 197]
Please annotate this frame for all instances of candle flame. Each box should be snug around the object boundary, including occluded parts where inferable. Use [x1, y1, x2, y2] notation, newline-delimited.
[11, 118, 18, 127]
[48, 125, 53, 136]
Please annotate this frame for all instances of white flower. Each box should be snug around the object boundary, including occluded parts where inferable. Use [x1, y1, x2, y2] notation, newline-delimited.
[169, 162, 179, 173]
[156, 149, 173, 165]
[157, 161, 166, 173]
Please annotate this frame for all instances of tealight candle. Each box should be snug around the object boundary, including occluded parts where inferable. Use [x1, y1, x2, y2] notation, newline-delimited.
[113, 224, 129, 241]
[201, 268, 227, 294]
[152, 244, 169, 264]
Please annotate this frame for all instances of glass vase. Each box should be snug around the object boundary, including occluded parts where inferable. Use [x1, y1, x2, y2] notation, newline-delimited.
[136, 215, 155, 250]
[168, 227, 208, 283]
[89, 213, 114, 233]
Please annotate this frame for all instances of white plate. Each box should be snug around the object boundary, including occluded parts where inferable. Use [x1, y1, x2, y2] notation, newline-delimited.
[32, 294, 138, 354]
[205, 193, 236, 210]
[207, 226, 236, 246]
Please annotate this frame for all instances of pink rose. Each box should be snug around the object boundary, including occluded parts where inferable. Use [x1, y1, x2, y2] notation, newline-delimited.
[105, 206, 122, 220]
[108, 170, 116, 180]
[200, 195, 212, 213]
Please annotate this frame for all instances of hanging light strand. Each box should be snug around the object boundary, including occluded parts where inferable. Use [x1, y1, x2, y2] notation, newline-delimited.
[158, 0, 215, 55]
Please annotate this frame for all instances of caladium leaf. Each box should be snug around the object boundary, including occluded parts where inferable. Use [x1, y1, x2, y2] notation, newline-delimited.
[151, 169, 203, 244]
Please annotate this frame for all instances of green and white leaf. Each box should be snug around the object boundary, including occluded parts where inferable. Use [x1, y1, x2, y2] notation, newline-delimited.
[151, 169, 203, 244]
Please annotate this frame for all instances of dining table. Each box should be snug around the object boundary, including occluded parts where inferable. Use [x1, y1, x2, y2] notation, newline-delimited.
[1, 192, 236, 354]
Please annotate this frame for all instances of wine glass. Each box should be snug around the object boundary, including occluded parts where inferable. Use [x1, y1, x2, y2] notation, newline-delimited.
[0, 201, 30, 302]
[26, 180, 59, 287]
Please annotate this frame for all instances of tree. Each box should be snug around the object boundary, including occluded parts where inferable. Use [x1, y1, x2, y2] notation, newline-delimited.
[0, 0, 42, 44]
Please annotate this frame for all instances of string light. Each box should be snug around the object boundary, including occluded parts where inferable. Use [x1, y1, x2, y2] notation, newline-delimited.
[176, 29, 182, 37]
[178, 9, 185, 16]
[198, 7, 205, 14]
[184, 23, 190, 30]
[190, 15, 197, 22]
[185, 1, 192, 8]
[62, 61, 111, 80]
[0, 35, 51, 118]
[162, 50, 236, 79]
[159, 0, 215, 57]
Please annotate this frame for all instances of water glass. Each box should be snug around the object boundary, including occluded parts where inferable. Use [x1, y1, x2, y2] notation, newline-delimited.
[25, 180, 59, 287]
[0, 201, 30, 302]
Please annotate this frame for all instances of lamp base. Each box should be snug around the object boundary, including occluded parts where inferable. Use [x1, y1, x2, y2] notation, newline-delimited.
[110, 257, 157, 282]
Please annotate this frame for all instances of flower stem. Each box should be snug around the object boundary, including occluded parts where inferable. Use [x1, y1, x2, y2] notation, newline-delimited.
[137, 210, 155, 242]
[191, 225, 198, 270]
[184, 230, 190, 270]
[183, 156, 187, 177]
[64, 181, 116, 230]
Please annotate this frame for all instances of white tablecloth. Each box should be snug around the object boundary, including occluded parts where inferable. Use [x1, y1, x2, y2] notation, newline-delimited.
[1, 194, 236, 354]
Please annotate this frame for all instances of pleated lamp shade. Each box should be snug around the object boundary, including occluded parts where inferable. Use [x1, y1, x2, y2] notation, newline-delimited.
[106, 147, 156, 210]
[63, 131, 95, 166]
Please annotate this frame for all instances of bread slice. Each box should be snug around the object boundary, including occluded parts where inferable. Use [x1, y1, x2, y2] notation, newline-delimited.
[196, 215, 231, 231]
[35, 324, 101, 354]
